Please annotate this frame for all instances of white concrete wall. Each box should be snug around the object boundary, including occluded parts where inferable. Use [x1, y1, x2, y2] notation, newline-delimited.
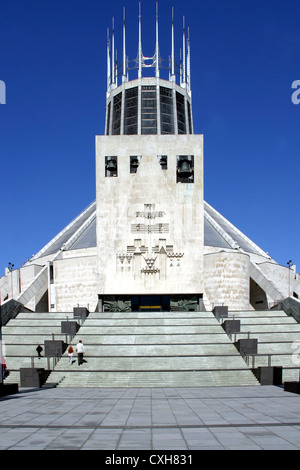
[5, 268, 20, 300]
[258, 261, 294, 299]
[204, 250, 250, 310]
[52, 250, 97, 312]
[19, 263, 44, 293]
[0, 275, 8, 303]
[95, 134, 204, 297]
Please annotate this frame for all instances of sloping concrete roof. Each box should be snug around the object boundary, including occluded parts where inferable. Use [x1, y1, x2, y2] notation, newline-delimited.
[32, 200, 268, 261]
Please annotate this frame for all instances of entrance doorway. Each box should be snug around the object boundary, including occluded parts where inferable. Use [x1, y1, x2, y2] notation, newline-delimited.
[131, 295, 170, 312]
[99, 294, 203, 312]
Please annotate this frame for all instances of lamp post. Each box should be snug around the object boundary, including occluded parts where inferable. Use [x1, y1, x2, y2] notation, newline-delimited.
[287, 260, 293, 298]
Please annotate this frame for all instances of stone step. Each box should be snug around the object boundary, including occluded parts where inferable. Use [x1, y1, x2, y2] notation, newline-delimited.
[3, 320, 66, 327]
[236, 331, 300, 342]
[3, 326, 64, 334]
[239, 324, 300, 332]
[250, 354, 299, 368]
[88, 312, 214, 319]
[48, 369, 259, 388]
[3, 343, 242, 356]
[67, 333, 230, 344]
[64, 325, 224, 335]
[3, 334, 67, 344]
[80, 319, 221, 326]
[235, 318, 297, 324]
[228, 310, 288, 317]
[13, 312, 71, 319]
[283, 369, 300, 382]
[257, 343, 300, 354]
[52, 355, 252, 371]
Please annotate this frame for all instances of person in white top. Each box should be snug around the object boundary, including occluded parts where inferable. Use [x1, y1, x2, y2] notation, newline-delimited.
[75, 340, 85, 365]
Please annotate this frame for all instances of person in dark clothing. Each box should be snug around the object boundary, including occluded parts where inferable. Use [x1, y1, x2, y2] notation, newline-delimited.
[75, 340, 85, 365]
[36, 344, 43, 359]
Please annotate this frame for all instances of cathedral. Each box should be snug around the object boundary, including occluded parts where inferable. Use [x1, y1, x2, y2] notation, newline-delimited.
[1, 4, 299, 316]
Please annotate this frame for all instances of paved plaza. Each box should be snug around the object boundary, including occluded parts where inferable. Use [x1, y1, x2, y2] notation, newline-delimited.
[1, 385, 300, 450]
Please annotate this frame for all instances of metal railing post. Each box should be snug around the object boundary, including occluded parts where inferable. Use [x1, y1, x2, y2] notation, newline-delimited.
[268, 355, 271, 367]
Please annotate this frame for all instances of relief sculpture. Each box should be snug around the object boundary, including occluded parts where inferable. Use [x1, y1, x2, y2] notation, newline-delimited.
[116, 203, 183, 279]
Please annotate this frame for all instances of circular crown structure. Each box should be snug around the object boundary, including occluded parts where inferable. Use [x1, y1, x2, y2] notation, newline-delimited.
[105, 2, 193, 136]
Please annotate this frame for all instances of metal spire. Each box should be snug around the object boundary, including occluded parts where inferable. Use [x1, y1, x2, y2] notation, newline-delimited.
[155, 2, 159, 78]
[138, 1, 142, 79]
[187, 27, 191, 93]
[182, 16, 186, 86]
[171, 7, 175, 80]
[107, 28, 111, 93]
[105, 4, 192, 91]
[122, 7, 127, 82]
[180, 48, 182, 85]
[115, 48, 118, 87]
[112, 17, 115, 85]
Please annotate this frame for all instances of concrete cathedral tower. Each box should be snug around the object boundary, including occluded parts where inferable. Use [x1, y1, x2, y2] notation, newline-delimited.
[96, 3, 203, 312]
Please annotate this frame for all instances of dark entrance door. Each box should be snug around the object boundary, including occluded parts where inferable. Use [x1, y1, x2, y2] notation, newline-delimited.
[131, 295, 170, 312]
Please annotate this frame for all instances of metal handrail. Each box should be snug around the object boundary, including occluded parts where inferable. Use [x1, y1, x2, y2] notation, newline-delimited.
[1, 300, 25, 326]
[30, 354, 60, 371]
[242, 353, 272, 368]
[269, 298, 300, 321]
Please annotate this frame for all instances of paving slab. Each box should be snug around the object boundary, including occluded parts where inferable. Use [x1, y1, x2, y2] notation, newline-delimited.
[1, 385, 300, 450]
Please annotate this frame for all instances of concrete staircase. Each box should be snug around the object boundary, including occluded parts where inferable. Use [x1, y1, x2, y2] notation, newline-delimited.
[44, 311, 259, 387]
[2, 311, 70, 385]
[229, 310, 300, 382]
[3, 308, 300, 388]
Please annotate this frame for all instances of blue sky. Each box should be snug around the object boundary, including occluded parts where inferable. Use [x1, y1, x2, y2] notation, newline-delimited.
[0, 0, 299, 276]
